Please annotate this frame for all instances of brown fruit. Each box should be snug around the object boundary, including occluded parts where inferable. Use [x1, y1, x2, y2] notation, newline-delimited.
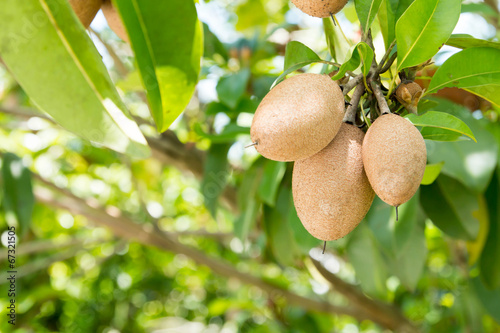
[291, 0, 349, 18]
[68, 0, 102, 28]
[292, 123, 375, 241]
[362, 113, 427, 207]
[250, 73, 344, 162]
[101, 0, 129, 42]
[395, 81, 423, 115]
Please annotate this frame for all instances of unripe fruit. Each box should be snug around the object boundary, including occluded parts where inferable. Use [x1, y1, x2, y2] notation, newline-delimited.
[395, 81, 423, 115]
[250, 74, 344, 162]
[292, 123, 375, 241]
[101, 0, 129, 42]
[362, 113, 426, 207]
[291, 0, 349, 18]
[68, 0, 102, 28]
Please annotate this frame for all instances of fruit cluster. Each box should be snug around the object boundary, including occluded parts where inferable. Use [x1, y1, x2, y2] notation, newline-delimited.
[251, 0, 427, 243]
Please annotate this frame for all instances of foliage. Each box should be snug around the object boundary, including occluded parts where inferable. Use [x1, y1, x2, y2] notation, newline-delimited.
[0, 0, 500, 332]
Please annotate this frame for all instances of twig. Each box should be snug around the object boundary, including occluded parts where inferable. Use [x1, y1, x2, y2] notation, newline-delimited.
[370, 81, 391, 115]
[379, 52, 397, 74]
[343, 82, 365, 124]
[90, 28, 129, 78]
[377, 40, 396, 73]
[343, 74, 364, 96]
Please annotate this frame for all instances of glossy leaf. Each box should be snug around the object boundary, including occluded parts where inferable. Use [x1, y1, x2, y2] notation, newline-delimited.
[331, 42, 374, 80]
[446, 34, 500, 50]
[201, 143, 230, 217]
[217, 69, 251, 109]
[425, 99, 498, 193]
[420, 175, 480, 240]
[272, 41, 330, 88]
[480, 171, 500, 289]
[396, 0, 461, 70]
[322, 17, 352, 64]
[258, 161, 287, 207]
[113, 0, 203, 132]
[405, 111, 476, 142]
[0, 0, 149, 157]
[355, 0, 383, 34]
[1, 153, 34, 236]
[378, 0, 398, 48]
[426, 47, 500, 106]
[347, 224, 388, 299]
[421, 162, 444, 185]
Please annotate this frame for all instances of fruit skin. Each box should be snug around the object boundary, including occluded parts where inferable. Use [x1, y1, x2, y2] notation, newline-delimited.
[250, 73, 344, 162]
[291, 0, 349, 18]
[362, 113, 427, 207]
[292, 123, 375, 241]
[395, 81, 423, 115]
[68, 0, 102, 28]
[101, 0, 129, 42]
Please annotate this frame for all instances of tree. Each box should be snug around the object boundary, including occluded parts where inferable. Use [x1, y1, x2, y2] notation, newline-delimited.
[0, 0, 499, 332]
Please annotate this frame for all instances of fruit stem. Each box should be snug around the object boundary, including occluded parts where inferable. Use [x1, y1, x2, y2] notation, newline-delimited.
[343, 83, 365, 124]
[370, 81, 391, 115]
[322, 241, 327, 254]
[245, 142, 258, 148]
[395, 206, 399, 221]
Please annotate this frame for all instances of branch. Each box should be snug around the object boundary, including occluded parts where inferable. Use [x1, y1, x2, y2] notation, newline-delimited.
[343, 74, 364, 96]
[310, 257, 420, 333]
[343, 82, 365, 124]
[370, 81, 391, 115]
[32, 177, 401, 328]
[90, 28, 128, 78]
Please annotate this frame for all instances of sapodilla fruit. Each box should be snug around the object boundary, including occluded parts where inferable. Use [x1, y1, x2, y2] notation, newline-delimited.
[68, 0, 102, 28]
[101, 0, 129, 42]
[291, 0, 349, 18]
[292, 123, 375, 241]
[362, 113, 426, 207]
[250, 74, 344, 162]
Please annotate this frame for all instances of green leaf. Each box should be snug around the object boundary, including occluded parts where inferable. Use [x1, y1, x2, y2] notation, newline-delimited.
[472, 277, 500, 323]
[392, 219, 427, 291]
[355, 0, 383, 34]
[263, 186, 299, 266]
[480, 170, 500, 290]
[421, 162, 444, 185]
[194, 123, 250, 143]
[1, 153, 34, 237]
[216, 69, 251, 109]
[331, 42, 374, 80]
[289, 194, 319, 254]
[347, 224, 388, 299]
[235, 0, 268, 31]
[396, 0, 461, 70]
[257, 161, 287, 207]
[424, 99, 498, 193]
[446, 34, 500, 50]
[284, 41, 321, 70]
[420, 175, 480, 240]
[272, 41, 328, 88]
[378, 0, 398, 48]
[201, 143, 230, 217]
[113, 0, 203, 132]
[405, 111, 476, 142]
[426, 47, 500, 107]
[0, 0, 149, 157]
[235, 158, 264, 240]
[322, 17, 351, 64]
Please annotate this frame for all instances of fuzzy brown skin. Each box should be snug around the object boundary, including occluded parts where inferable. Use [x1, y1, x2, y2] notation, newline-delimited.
[291, 0, 349, 18]
[101, 0, 129, 42]
[68, 0, 102, 28]
[292, 123, 375, 241]
[250, 74, 344, 162]
[362, 113, 427, 207]
[395, 81, 423, 115]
